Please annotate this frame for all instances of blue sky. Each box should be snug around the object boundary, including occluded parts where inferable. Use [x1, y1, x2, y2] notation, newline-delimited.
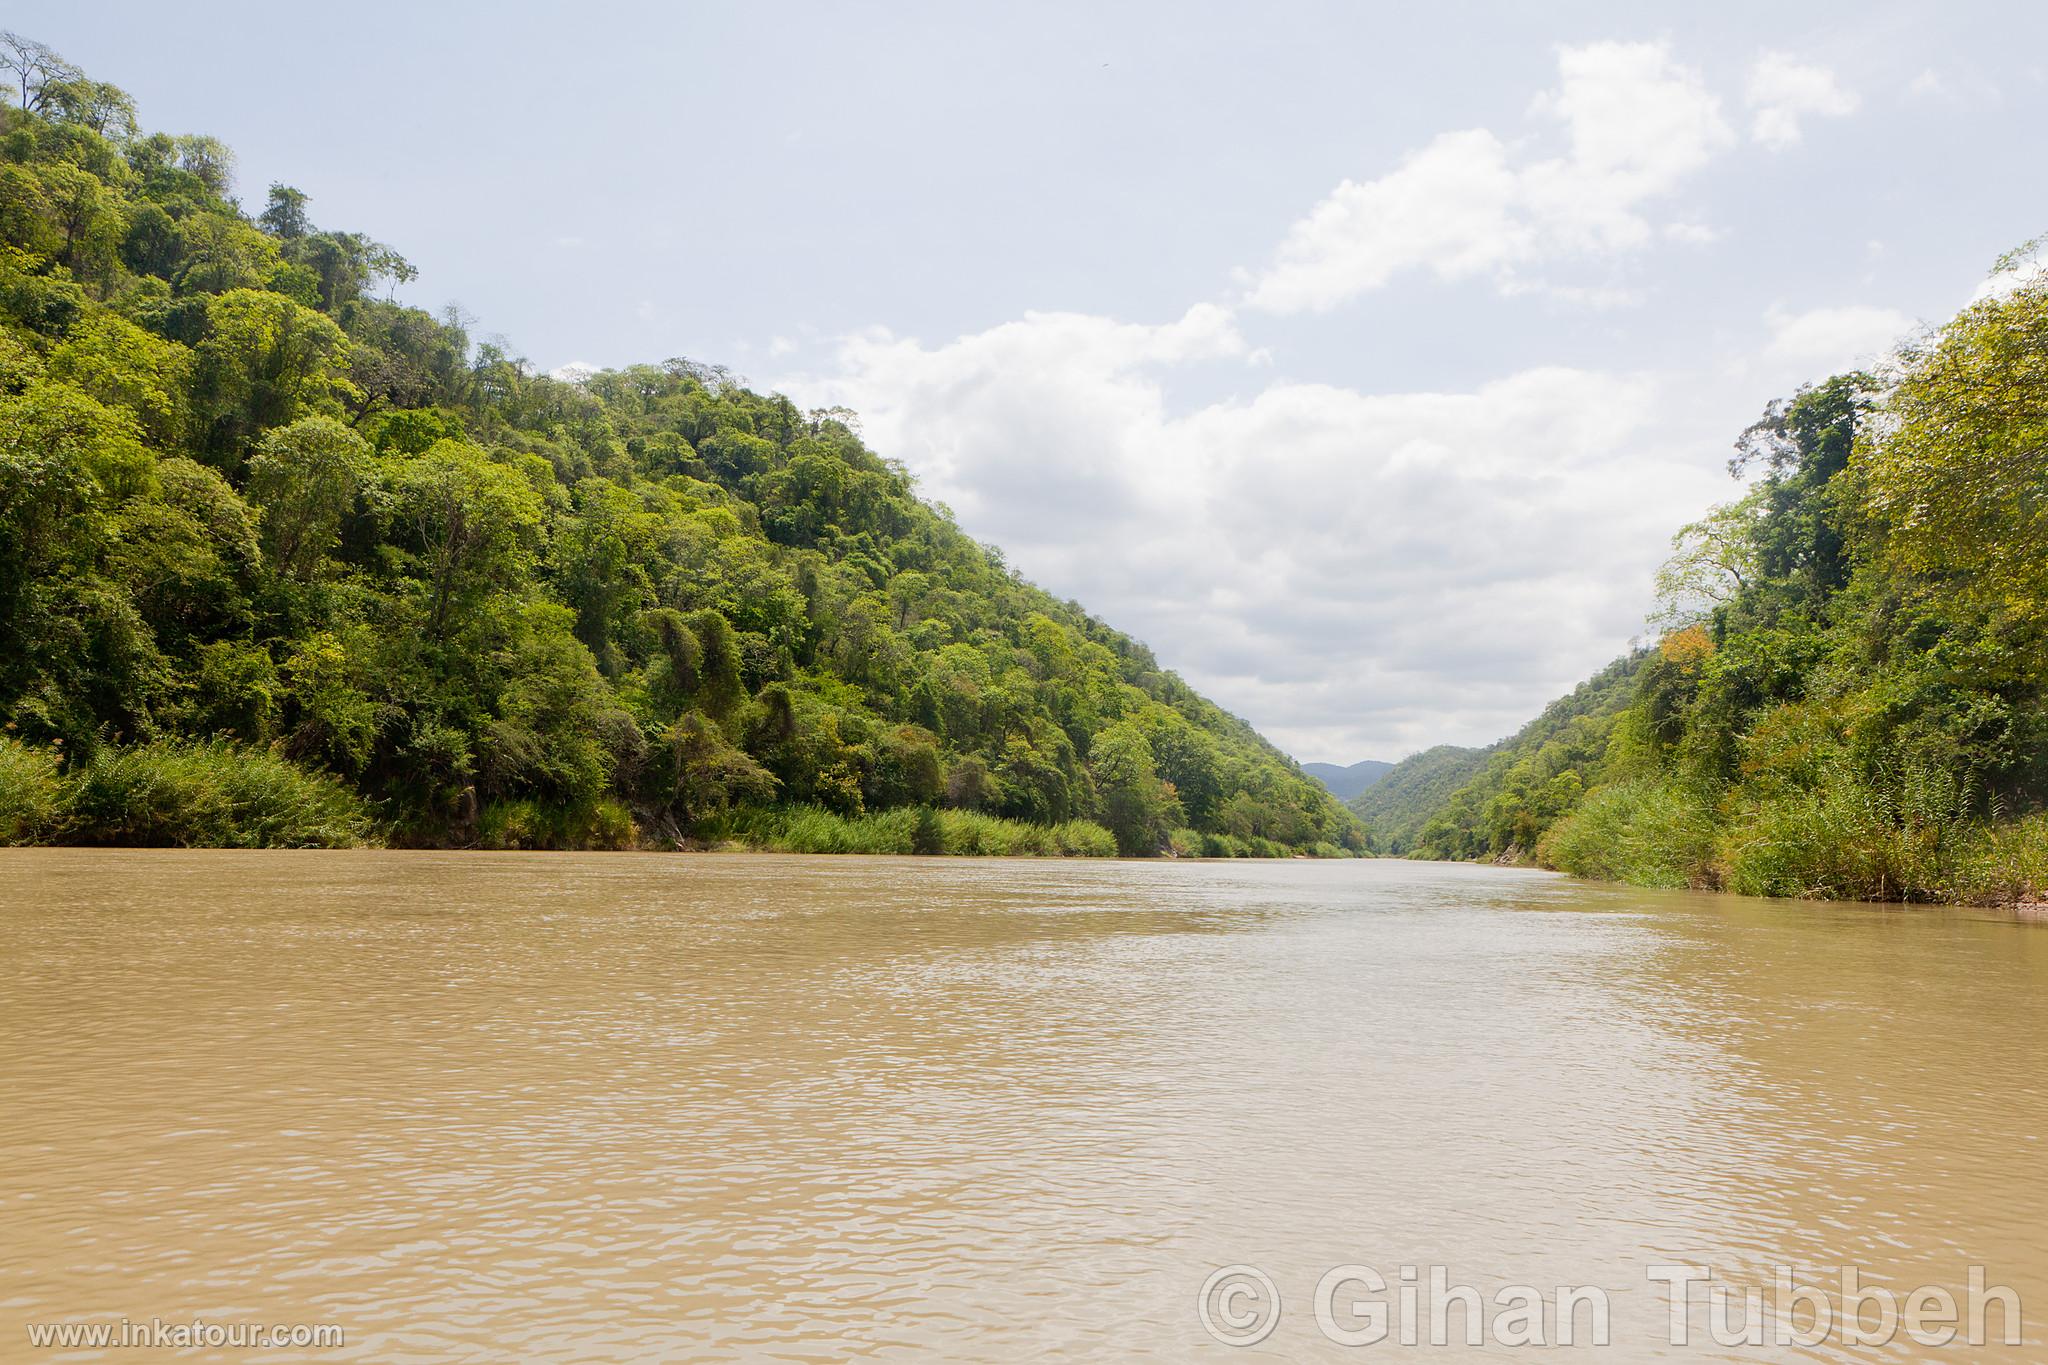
[27, 2, 2048, 759]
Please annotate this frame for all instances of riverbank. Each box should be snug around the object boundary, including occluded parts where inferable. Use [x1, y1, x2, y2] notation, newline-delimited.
[0, 739, 1356, 859]
[0, 737, 373, 849]
[1542, 793, 2048, 907]
[1401, 810, 2048, 910]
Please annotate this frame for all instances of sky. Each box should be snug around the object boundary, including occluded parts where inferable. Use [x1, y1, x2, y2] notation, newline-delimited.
[24, 2, 2048, 762]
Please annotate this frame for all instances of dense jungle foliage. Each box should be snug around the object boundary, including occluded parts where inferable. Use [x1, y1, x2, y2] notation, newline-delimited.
[1391, 275, 2048, 902]
[1345, 744, 1484, 855]
[0, 36, 1363, 855]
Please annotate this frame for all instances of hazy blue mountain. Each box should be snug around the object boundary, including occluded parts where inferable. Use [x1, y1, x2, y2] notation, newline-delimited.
[1302, 759, 1395, 801]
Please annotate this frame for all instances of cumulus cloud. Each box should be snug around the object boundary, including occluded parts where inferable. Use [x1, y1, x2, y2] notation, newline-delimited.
[1245, 41, 1733, 313]
[1968, 256, 2047, 304]
[792, 308, 1724, 758]
[1746, 53, 1859, 149]
[1243, 129, 1525, 310]
[1761, 304, 1914, 377]
[815, 305, 1245, 540]
[771, 39, 1923, 760]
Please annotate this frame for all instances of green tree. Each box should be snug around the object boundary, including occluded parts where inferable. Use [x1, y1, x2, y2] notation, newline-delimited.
[653, 710, 777, 824]
[46, 312, 191, 446]
[193, 288, 350, 459]
[1863, 273, 2048, 624]
[1090, 722, 1180, 856]
[258, 183, 310, 240]
[381, 440, 545, 636]
[0, 31, 79, 113]
[0, 40, 1369, 855]
[243, 416, 370, 579]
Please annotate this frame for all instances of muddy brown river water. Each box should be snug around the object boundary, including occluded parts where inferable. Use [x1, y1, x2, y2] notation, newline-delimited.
[3, 850, 2044, 1360]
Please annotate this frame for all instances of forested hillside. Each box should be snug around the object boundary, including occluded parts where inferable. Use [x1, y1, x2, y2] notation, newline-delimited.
[1392, 266, 2048, 903]
[1346, 745, 1485, 854]
[0, 35, 1362, 856]
[1398, 654, 1646, 859]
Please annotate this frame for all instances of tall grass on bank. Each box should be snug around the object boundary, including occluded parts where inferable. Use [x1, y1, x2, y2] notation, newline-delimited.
[714, 805, 1119, 856]
[1539, 762, 2048, 906]
[1722, 796, 2047, 906]
[711, 806, 1353, 858]
[476, 798, 637, 851]
[1538, 780, 1719, 890]
[1949, 814, 2048, 906]
[1172, 826, 1308, 858]
[0, 738, 64, 842]
[53, 740, 373, 848]
[1721, 778, 1940, 902]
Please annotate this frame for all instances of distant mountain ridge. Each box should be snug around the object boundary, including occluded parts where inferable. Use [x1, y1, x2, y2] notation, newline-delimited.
[1302, 759, 1394, 801]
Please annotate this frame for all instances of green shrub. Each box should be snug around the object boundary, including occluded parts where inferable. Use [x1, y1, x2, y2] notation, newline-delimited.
[1538, 780, 1718, 890]
[477, 798, 637, 850]
[937, 808, 1043, 855]
[1721, 791, 1913, 899]
[932, 808, 992, 854]
[61, 741, 371, 848]
[720, 804, 1116, 857]
[1719, 760, 1977, 901]
[478, 800, 546, 850]
[724, 805, 917, 854]
[1050, 819, 1117, 857]
[0, 737, 63, 843]
[1945, 814, 2048, 905]
[587, 799, 638, 849]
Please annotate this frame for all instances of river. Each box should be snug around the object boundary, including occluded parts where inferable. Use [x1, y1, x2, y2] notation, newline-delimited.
[3, 851, 2044, 1360]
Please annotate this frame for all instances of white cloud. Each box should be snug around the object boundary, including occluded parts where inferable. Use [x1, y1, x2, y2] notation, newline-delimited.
[1246, 41, 1733, 313]
[1746, 53, 1859, 149]
[1908, 68, 1949, 100]
[548, 360, 597, 383]
[791, 308, 1724, 758]
[1244, 129, 1526, 310]
[1664, 221, 1722, 246]
[1905, 66, 2002, 107]
[1969, 256, 2048, 304]
[769, 37, 1948, 759]
[811, 305, 1246, 537]
[1500, 278, 1647, 309]
[1761, 304, 1913, 373]
[1522, 41, 1735, 246]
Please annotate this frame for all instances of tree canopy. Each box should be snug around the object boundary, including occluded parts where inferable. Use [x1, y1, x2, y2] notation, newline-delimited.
[1385, 267, 2048, 902]
[0, 37, 1361, 855]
